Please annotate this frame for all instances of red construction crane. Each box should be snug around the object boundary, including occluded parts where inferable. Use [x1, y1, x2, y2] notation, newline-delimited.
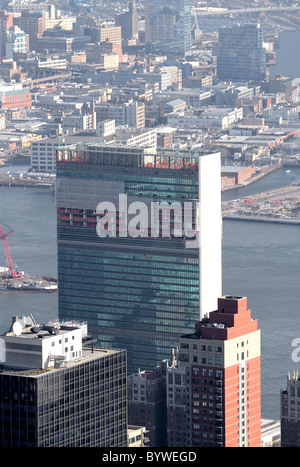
[0, 226, 14, 275]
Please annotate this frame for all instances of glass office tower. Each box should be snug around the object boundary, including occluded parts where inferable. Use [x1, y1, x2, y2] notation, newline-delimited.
[145, 0, 192, 57]
[216, 23, 266, 82]
[56, 144, 222, 374]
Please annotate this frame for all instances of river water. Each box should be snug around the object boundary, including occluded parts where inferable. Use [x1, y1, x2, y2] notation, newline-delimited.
[0, 163, 299, 420]
[270, 29, 300, 79]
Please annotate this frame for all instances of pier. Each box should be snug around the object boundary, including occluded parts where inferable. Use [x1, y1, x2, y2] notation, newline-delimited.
[0, 172, 55, 188]
[222, 183, 300, 224]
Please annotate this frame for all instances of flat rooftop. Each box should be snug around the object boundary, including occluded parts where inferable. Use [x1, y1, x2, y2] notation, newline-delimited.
[0, 346, 120, 377]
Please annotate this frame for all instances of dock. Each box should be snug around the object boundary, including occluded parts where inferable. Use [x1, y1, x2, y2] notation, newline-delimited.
[0, 271, 57, 293]
[0, 172, 55, 188]
[222, 183, 300, 224]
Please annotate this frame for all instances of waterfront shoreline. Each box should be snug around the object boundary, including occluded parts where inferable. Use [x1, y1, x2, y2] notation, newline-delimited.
[0, 173, 54, 188]
[222, 181, 300, 224]
[223, 214, 300, 225]
[222, 163, 282, 192]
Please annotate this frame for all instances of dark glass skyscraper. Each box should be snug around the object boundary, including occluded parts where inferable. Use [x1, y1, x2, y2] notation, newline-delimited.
[0, 317, 127, 447]
[145, 0, 192, 57]
[216, 23, 266, 82]
[56, 144, 222, 374]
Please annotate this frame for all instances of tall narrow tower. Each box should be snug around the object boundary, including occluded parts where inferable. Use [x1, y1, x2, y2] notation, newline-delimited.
[115, 0, 138, 41]
[168, 295, 261, 447]
[56, 144, 222, 374]
[145, 0, 192, 56]
[92, 98, 96, 130]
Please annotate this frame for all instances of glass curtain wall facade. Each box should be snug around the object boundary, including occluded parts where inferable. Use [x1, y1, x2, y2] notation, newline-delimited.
[56, 145, 222, 374]
[216, 23, 266, 82]
[0, 348, 127, 447]
[145, 0, 192, 57]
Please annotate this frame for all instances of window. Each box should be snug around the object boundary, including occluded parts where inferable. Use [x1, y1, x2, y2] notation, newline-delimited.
[175, 374, 181, 385]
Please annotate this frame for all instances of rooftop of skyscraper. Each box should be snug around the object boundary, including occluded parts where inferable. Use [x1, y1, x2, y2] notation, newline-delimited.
[0, 315, 122, 375]
[181, 295, 258, 341]
[56, 141, 218, 169]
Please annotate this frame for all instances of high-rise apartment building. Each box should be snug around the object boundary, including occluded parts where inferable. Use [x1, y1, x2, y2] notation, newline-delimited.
[281, 370, 300, 447]
[5, 26, 29, 59]
[0, 316, 127, 447]
[166, 295, 261, 447]
[0, 10, 13, 57]
[128, 363, 167, 446]
[56, 144, 222, 374]
[13, 11, 45, 50]
[145, 0, 192, 57]
[216, 23, 266, 83]
[115, 0, 138, 41]
[0, 10, 13, 30]
[166, 351, 189, 446]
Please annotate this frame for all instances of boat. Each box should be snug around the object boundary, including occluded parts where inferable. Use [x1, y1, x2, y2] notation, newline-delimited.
[6, 279, 57, 292]
[1, 270, 57, 293]
[20, 283, 57, 292]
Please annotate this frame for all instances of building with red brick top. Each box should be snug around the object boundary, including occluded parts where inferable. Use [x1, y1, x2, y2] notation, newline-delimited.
[167, 295, 261, 447]
[221, 165, 256, 185]
[0, 10, 13, 30]
[0, 83, 31, 109]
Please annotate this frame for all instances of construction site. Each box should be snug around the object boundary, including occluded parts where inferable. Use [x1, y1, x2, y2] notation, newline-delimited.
[222, 181, 300, 224]
[0, 223, 57, 292]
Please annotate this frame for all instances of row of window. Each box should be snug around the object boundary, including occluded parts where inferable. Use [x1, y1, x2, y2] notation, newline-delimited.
[58, 248, 198, 265]
[181, 354, 223, 366]
[181, 343, 222, 352]
[58, 257, 198, 271]
[59, 273, 199, 290]
[192, 368, 223, 379]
